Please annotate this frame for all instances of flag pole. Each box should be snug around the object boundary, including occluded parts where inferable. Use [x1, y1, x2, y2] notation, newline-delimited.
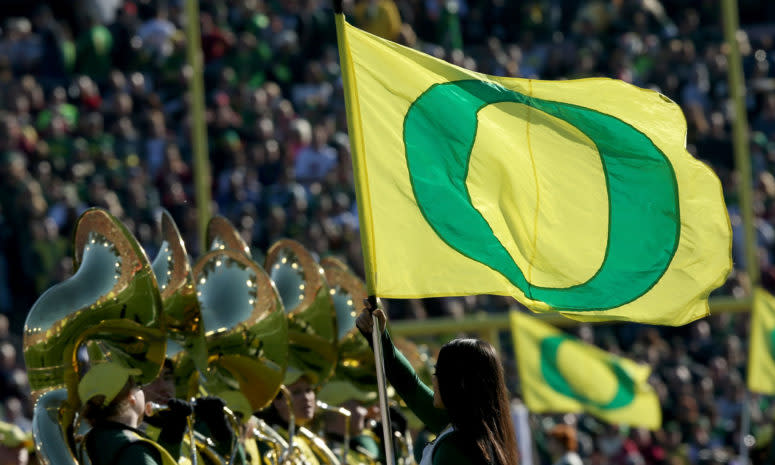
[721, 0, 757, 287]
[368, 295, 396, 465]
[738, 390, 751, 465]
[333, 1, 395, 463]
[183, 0, 212, 253]
[721, 0, 754, 462]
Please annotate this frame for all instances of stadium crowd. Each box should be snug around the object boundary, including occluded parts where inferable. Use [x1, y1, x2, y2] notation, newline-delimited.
[0, 0, 775, 464]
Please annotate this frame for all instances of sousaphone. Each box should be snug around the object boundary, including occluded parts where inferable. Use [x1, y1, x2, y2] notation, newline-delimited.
[193, 238, 288, 415]
[24, 208, 166, 464]
[151, 210, 208, 398]
[319, 257, 375, 392]
[207, 215, 251, 256]
[265, 239, 338, 386]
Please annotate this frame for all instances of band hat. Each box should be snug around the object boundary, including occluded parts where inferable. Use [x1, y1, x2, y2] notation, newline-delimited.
[77, 362, 141, 406]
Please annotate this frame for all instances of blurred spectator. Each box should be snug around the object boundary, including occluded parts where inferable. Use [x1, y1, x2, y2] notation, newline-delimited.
[548, 424, 583, 465]
[75, 16, 113, 80]
[137, 3, 177, 64]
[294, 123, 337, 184]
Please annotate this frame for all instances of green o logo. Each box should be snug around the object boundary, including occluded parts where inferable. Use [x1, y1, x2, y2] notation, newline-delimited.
[769, 329, 775, 360]
[540, 335, 635, 409]
[403, 80, 680, 311]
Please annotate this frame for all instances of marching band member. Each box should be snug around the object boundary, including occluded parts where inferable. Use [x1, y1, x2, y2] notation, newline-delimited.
[256, 369, 338, 465]
[79, 362, 178, 465]
[143, 360, 193, 462]
[318, 380, 381, 465]
[143, 358, 250, 465]
[356, 306, 520, 465]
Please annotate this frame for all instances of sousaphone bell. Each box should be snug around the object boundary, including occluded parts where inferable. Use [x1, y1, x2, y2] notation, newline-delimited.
[24, 208, 166, 464]
[265, 239, 338, 386]
[151, 210, 208, 398]
[193, 241, 288, 416]
[320, 257, 375, 392]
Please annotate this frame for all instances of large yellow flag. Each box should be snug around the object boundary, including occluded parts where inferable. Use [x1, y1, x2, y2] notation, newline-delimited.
[336, 15, 731, 325]
[747, 289, 775, 394]
[510, 311, 661, 429]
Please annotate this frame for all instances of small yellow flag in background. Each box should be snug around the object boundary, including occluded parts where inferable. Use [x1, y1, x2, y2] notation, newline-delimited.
[747, 289, 775, 394]
[510, 311, 661, 429]
[336, 15, 731, 326]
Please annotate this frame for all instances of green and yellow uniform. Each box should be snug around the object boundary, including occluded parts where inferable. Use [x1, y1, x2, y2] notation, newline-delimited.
[146, 417, 249, 465]
[83, 421, 177, 465]
[380, 331, 488, 465]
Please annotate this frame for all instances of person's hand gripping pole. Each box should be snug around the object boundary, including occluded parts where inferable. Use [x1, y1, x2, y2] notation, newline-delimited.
[365, 296, 394, 465]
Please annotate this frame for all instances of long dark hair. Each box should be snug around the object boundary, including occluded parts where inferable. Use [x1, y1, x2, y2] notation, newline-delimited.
[435, 338, 519, 465]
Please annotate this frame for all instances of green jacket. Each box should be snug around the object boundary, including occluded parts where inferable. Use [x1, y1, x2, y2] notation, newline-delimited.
[84, 421, 176, 465]
[381, 331, 488, 465]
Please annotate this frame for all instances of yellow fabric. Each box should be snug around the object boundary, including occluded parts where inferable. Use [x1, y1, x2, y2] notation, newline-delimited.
[336, 16, 731, 326]
[510, 311, 661, 429]
[747, 289, 775, 394]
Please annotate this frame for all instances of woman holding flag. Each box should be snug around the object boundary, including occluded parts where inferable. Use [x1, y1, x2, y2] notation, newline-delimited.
[356, 305, 519, 465]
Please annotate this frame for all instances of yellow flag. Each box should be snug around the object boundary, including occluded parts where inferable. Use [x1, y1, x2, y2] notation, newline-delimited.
[747, 289, 775, 394]
[336, 15, 731, 325]
[510, 311, 661, 429]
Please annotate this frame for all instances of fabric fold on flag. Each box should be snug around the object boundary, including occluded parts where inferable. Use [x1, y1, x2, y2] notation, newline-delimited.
[510, 311, 661, 429]
[336, 14, 731, 326]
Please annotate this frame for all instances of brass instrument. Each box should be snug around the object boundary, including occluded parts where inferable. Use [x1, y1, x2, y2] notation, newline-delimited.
[321, 258, 419, 465]
[193, 217, 291, 465]
[23, 208, 166, 464]
[297, 426, 341, 465]
[250, 387, 302, 465]
[319, 258, 374, 393]
[193, 246, 288, 414]
[317, 259, 381, 465]
[30, 389, 76, 465]
[251, 417, 290, 465]
[261, 240, 346, 465]
[151, 210, 208, 393]
[265, 240, 338, 387]
[206, 215, 251, 256]
[315, 401, 351, 465]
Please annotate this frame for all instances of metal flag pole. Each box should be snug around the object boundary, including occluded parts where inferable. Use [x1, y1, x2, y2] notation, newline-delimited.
[183, 0, 212, 253]
[720, 0, 755, 462]
[368, 295, 396, 465]
[739, 390, 752, 465]
[332, 0, 395, 460]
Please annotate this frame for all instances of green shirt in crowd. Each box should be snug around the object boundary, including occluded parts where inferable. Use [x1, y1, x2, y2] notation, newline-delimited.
[75, 25, 113, 79]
